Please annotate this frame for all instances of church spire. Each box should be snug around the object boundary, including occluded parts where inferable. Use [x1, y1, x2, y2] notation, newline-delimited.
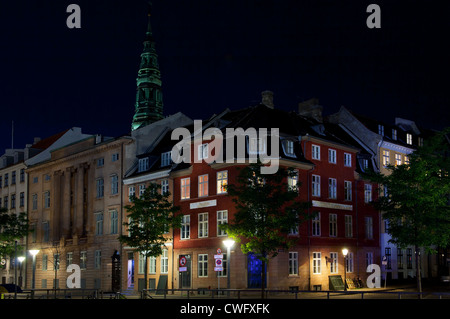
[132, 2, 164, 131]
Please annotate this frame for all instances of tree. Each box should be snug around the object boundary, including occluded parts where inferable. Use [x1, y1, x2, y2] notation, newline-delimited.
[363, 129, 450, 293]
[0, 208, 29, 261]
[118, 183, 181, 292]
[220, 162, 311, 298]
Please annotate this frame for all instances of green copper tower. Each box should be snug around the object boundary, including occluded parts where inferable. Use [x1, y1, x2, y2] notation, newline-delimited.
[132, 3, 164, 131]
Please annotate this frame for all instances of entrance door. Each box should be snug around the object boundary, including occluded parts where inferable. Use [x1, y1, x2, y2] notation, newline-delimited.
[247, 253, 266, 288]
[179, 255, 191, 288]
[127, 253, 135, 288]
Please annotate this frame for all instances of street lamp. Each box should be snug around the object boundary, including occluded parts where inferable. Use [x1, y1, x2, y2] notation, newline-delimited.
[223, 239, 235, 296]
[18, 256, 25, 288]
[29, 249, 40, 290]
[342, 248, 348, 292]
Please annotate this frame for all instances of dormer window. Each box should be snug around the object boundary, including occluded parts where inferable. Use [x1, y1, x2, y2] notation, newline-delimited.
[418, 137, 423, 147]
[138, 157, 149, 172]
[249, 138, 266, 155]
[283, 140, 295, 157]
[407, 134, 412, 145]
[161, 151, 172, 167]
[392, 129, 397, 140]
[378, 125, 384, 136]
[198, 143, 208, 161]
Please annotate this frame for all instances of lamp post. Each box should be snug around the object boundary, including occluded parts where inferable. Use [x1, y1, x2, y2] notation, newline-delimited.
[29, 249, 39, 290]
[342, 248, 348, 292]
[223, 239, 235, 296]
[18, 256, 25, 288]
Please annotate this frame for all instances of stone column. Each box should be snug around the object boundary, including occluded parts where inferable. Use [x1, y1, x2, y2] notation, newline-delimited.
[51, 170, 62, 241]
[62, 168, 73, 238]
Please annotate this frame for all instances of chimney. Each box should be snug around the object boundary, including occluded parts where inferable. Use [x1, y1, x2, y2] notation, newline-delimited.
[33, 137, 41, 144]
[298, 98, 323, 123]
[261, 90, 274, 109]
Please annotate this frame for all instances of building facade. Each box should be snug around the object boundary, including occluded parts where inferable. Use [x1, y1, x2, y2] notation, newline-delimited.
[25, 134, 132, 291]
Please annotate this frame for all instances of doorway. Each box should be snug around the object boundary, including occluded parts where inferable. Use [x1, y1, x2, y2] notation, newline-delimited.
[179, 254, 191, 288]
[247, 253, 266, 288]
[127, 253, 134, 288]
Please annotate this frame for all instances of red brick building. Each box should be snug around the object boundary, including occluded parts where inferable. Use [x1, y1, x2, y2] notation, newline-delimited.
[123, 93, 380, 292]
[165, 95, 380, 291]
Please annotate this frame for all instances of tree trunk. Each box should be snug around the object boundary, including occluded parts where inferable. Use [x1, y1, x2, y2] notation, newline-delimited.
[415, 245, 422, 297]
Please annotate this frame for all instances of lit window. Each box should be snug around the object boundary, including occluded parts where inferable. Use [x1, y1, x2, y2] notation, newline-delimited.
[382, 150, 390, 167]
[395, 154, 402, 166]
[161, 249, 168, 274]
[313, 252, 321, 274]
[288, 170, 299, 192]
[198, 174, 209, 197]
[181, 178, 190, 199]
[407, 134, 412, 145]
[216, 171, 228, 194]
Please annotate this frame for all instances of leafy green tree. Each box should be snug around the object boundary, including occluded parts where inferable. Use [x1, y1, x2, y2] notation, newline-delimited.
[220, 162, 311, 298]
[364, 129, 450, 293]
[0, 208, 29, 262]
[119, 183, 181, 291]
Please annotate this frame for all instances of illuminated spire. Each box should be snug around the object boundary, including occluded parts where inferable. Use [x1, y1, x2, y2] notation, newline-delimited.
[132, 2, 164, 131]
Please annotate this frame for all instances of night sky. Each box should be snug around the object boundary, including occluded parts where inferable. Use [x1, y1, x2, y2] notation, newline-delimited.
[0, 0, 449, 154]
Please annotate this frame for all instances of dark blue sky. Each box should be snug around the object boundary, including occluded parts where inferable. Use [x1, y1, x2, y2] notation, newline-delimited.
[0, 0, 448, 153]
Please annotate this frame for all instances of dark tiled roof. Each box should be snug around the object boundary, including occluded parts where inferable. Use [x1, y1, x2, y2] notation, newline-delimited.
[30, 129, 70, 150]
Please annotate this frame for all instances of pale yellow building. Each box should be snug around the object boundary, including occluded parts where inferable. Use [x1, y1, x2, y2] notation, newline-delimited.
[26, 133, 132, 291]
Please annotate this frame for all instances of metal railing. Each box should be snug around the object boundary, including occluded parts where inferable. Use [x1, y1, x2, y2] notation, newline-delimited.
[140, 288, 450, 300]
[1, 288, 101, 299]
